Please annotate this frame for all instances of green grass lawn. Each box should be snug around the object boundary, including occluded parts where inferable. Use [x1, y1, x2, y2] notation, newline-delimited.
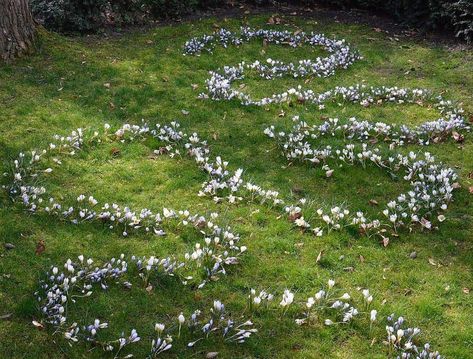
[1, 13, 473, 358]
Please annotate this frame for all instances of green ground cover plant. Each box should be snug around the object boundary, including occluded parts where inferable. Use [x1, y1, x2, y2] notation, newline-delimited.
[1, 14, 473, 358]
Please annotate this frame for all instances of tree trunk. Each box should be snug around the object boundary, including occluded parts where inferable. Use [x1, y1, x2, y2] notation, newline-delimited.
[0, 0, 36, 63]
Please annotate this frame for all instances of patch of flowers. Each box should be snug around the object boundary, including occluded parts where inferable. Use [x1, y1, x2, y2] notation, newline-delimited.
[183, 28, 469, 243]
[6, 121, 446, 355]
[263, 115, 464, 240]
[184, 27, 361, 104]
[3, 26, 462, 357]
[4, 114, 465, 247]
[4, 122, 248, 289]
[250, 280, 443, 358]
[36, 255, 256, 357]
[386, 315, 442, 358]
[264, 106, 468, 147]
[36, 256, 441, 358]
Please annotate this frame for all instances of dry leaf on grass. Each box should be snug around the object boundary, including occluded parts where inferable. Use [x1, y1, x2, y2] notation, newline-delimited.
[35, 240, 45, 255]
[452, 131, 464, 142]
[110, 147, 121, 157]
[267, 15, 282, 25]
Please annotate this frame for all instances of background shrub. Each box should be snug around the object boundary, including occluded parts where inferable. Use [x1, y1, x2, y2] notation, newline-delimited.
[300, 0, 473, 42]
[30, 0, 224, 33]
[30, 0, 473, 42]
[30, 0, 110, 33]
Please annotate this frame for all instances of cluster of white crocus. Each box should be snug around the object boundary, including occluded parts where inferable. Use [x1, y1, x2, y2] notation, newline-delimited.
[264, 114, 463, 239]
[71, 327, 141, 355]
[184, 27, 360, 104]
[247, 280, 441, 358]
[185, 26, 464, 131]
[181, 28, 467, 242]
[248, 288, 274, 309]
[150, 300, 256, 356]
[289, 279, 360, 326]
[5, 117, 463, 246]
[0, 121, 285, 243]
[35, 255, 255, 357]
[4, 123, 249, 287]
[3, 25, 452, 358]
[265, 113, 468, 148]
[386, 315, 442, 358]
[38, 259, 442, 358]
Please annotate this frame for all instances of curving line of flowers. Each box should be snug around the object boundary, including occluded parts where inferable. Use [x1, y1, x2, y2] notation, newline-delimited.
[36, 255, 257, 358]
[3, 122, 248, 290]
[2, 27, 463, 357]
[3, 119, 450, 356]
[5, 113, 468, 247]
[184, 28, 469, 243]
[263, 114, 467, 242]
[36, 255, 442, 358]
[184, 27, 361, 104]
[248, 281, 442, 359]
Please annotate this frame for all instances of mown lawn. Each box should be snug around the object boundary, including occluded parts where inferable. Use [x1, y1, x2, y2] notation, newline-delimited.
[1, 13, 473, 359]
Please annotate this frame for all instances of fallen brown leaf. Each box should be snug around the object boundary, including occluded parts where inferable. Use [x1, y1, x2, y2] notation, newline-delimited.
[35, 240, 45, 255]
[452, 131, 464, 143]
[288, 212, 302, 222]
[110, 147, 120, 157]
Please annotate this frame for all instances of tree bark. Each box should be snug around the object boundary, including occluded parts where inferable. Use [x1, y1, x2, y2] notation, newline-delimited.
[0, 0, 36, 63]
